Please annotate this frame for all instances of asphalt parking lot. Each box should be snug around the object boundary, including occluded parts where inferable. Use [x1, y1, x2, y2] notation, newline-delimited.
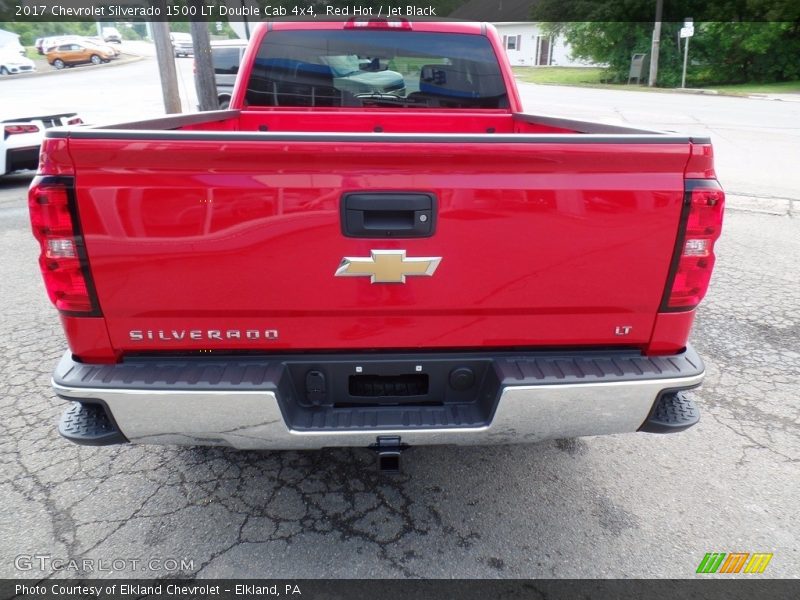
[0, 59, 798, 578]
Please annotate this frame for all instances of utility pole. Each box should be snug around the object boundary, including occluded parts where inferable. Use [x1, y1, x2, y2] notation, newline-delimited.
[151, 16, 182, 114]
[190, 0, 218, 111]
[242, 0, 250, 39]
[648, 0, 663, 87]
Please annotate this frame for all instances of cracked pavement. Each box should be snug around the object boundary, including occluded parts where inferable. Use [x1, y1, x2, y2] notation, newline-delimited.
[1, 81, 799, 579]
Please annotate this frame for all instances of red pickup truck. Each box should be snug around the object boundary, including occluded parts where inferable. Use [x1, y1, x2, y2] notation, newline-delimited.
[30, 21, 723, 470]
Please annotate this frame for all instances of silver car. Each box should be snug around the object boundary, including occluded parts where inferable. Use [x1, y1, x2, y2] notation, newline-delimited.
[170, 32, 194, 58]
[211, 39, 248, 108]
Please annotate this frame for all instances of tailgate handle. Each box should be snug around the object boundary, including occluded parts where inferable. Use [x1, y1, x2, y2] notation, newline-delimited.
[342, 193, 436, 238]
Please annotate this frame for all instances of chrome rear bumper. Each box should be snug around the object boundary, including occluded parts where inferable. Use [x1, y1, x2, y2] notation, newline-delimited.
[52, 348, 704, 449]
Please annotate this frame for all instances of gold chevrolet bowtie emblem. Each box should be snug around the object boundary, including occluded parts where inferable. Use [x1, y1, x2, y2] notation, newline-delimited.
[335, 250, 442, 284]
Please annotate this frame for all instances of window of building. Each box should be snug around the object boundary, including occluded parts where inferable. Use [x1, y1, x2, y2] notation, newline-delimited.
[503, 35, 521, 51]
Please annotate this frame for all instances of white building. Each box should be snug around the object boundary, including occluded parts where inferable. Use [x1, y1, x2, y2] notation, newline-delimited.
[493, 22, 579, 67]
[449, 0, 594, 67]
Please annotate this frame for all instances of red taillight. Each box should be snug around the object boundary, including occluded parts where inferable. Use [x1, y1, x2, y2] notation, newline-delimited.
[28, 177, 99, 315]
[344, 18, 413, 29]
[66, 117, 83, 126]
[4, 123, 40, 137]
[664, 185, 725, 310]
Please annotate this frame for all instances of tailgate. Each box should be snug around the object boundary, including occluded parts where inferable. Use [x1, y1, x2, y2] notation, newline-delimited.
[68, 135, 690, 353]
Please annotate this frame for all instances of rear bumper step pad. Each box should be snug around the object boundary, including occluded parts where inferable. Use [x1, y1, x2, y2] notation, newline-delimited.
[52, 347, 704, 449]
[639, 390, 701, 433]
[58, 401, 128, 446]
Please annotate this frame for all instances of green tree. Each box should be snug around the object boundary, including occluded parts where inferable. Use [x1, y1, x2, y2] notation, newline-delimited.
[695, 21, 800, 83]
[544, 21, 799, 86]
[543, 21, 684, 85]
[532, 1, 800, 86]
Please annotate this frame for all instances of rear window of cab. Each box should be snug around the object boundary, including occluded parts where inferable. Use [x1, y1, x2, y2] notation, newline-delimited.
[244, 30, 508, 109]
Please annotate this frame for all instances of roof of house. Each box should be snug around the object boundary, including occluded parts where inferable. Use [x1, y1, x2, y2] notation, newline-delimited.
[449, 0, 537, 21]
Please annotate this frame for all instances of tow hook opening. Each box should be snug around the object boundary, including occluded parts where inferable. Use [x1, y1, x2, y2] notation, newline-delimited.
[370, 436, 410, 474]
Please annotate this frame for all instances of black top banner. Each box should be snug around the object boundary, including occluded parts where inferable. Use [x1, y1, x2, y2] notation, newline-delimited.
[2, 0, 799, 22]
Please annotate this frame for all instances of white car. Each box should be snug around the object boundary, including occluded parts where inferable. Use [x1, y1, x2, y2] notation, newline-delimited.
[102, 27, 122, 43]
[170, 32, 194, 57]
[0, 53, 35, 76]
[86, 37, 121, 57]
[1, 114, 82, 176]
[40, 36, 69, 54]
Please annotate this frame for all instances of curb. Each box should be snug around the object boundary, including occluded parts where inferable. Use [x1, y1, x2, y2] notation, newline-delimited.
[7, 53, 144, 79]
[676, 88, 719, 95]
[744, 93, 800, 102]
[670, 89, 800, 101]
[725, 194, 799, 217]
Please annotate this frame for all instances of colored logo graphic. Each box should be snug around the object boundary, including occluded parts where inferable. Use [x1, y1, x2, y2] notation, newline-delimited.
[696, 552, 773, 574]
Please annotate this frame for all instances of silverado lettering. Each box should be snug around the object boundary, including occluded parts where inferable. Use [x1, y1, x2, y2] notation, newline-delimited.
[30, 21, 724, 465]
[129, 330, 279, 341]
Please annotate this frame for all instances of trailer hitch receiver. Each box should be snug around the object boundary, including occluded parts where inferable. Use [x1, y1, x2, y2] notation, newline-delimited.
[370, 436, 410, 474]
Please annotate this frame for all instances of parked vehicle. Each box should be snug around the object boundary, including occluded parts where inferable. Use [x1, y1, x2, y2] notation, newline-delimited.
[1, 113, 81, 176]
[40, 36, 75, 54]
[102, 27, 122, 44]
[31, 21, 724, 468]
[170, 32, 193, 57]
[35, 37, 45, 55]
[211, 39, 247, 108]
[0, 35, 25, 57]
[46, 42, 116, 69]
[40, 36, 119, 58]
[0, 52, 36, 75]
[86, 37, 121, 57]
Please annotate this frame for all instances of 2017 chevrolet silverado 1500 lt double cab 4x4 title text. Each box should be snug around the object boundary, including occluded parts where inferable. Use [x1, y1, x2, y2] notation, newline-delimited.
[30, 20, 724, 470]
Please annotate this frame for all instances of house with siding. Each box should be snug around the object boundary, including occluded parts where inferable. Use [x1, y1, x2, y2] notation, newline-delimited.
[449, 0, 592, 67]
